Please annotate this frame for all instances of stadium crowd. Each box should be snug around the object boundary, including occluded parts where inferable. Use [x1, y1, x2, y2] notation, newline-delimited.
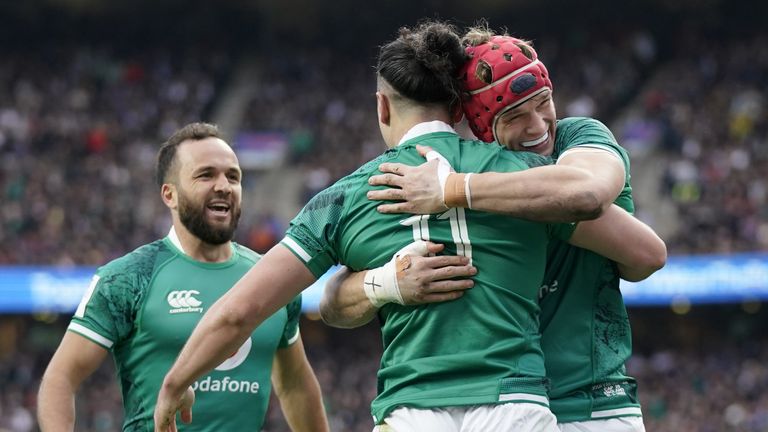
[0, 12, 767, 432]
[617, 30, 768, 254]
[4, 30, 764, 264]
[0, 45, 231, 265]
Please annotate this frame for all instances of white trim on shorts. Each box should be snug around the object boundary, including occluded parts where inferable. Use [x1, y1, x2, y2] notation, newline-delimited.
[591, 406, 643, 419]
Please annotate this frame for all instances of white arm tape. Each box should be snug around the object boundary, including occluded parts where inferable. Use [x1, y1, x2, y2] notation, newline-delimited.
[424, 150, 455, 207]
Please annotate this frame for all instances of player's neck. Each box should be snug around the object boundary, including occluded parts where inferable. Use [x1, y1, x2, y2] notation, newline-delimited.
[389, 110, 454, 147]
[171, 223, 233, 263]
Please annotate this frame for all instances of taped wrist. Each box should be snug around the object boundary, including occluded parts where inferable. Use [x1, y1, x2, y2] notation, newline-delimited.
[444, 173, 473, 208]
[363, 260, 404, 307]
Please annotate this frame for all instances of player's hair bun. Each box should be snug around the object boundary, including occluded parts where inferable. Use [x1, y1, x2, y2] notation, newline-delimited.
[377, 20, 467, 107]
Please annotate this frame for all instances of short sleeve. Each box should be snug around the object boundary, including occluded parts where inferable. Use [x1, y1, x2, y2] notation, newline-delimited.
[554, 117, 630, 177]
[554, 117, 634, 213]
[282, 183, 348, 278]
[68, 269, 141, 350]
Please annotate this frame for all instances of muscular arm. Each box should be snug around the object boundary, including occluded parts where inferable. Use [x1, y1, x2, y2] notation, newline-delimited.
[320, 267, 377, 328]
[320, 242, 475, 329]
[569, 204, 667, 281]
[558, 148, 667, 280]
[155, 244, 317, 431]
[38, 332, 108, 431]
[465, 162, 612, 222]
[369, 146, 624, 223]
[271, 337, 329, 432]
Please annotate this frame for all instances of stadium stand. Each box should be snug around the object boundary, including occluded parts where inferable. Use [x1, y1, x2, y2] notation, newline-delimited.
[0, 0, 766, 430]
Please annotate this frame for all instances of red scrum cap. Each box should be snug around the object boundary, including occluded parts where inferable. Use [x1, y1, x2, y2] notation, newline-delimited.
[460, 35, 553, 143]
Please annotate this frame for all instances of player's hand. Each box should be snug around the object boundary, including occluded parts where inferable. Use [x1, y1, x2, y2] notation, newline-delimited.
[396, 241, 476, 305]
[154, 385, 195, 432]
[368, 145, 453, 214]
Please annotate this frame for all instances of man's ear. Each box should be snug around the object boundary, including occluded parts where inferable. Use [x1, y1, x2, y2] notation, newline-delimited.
[377, 91, 391, 126]
[161, 183, 177, 210]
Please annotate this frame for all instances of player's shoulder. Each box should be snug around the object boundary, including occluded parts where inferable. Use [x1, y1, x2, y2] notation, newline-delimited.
[555, 116, 626, 158]
[457, 136, 503, 152]
[309, 148, 407, 211]
[319, 150, 397, 201]
[557, 116, 611, 131]
[556, 117, 618, 145]
[232, 242, 262, 265]
[88, 239, 169, 304]
[350, 148, 401, 177]
[96, 239, 168, 281]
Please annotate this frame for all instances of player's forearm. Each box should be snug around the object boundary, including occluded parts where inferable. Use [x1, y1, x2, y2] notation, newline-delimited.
[161, 296, 257, 397]
[569, 205, 667, 281]
[37, 373, 77, 431]
[273, 341, 329, 432]
[614, 219, 667, 281]
[277, 370, 329, 432]
[467, 166, 603, 222]
[320, 267, 378, 329]
[617, 262, 661, 282]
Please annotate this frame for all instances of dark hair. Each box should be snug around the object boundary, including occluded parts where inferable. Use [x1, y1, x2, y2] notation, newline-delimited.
[376, 21, 467, 108]
[156, 122, 222, 188]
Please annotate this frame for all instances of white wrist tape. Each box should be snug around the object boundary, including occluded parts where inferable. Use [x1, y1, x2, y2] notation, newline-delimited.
[464, 172, 473, 209]
[362, 240, 430, 307]
[363, 260, 402, 307]
[424, 150, 455, 207]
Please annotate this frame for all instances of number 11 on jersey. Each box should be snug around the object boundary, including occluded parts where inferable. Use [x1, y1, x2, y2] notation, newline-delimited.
[400, 208, 473, 264]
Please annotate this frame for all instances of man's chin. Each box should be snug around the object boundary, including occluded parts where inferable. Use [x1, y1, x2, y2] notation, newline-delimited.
[202, 231, 235, 245]
[197, 220, 237, 245]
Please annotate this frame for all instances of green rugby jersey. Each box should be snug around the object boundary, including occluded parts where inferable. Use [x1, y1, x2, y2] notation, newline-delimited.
[539, 117, 641, 422]
[281, 124, 574, 424]
[68, 230, 302, 431]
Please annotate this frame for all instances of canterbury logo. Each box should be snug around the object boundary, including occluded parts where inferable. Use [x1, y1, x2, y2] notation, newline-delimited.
[167, 290, 204, 313]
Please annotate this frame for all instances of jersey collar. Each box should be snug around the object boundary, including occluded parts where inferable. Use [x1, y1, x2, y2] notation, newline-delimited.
[167, 226, 186, 254]
[166, 226, 239, 265]
[397, 121, 457, 146]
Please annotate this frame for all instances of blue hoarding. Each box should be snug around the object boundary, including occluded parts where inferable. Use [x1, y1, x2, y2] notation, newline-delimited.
[620, 253, 768, 305]
[1, 253, 767, 313]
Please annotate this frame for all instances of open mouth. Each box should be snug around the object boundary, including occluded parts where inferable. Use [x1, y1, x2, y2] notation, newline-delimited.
[206, 201, 231, 217]
[520, 132, 549, 148]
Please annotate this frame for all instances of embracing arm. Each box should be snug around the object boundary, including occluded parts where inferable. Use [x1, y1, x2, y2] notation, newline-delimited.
[154, 244, 316, 431]
[464, 164, 611, 222]
[320, 242, 475, 329]
[320, 267, 377, 329]
[272, 337, 329, 432]
[369, 146, 624, 223]
[569, 204, 667, 281]
[38, 332, 108, 431]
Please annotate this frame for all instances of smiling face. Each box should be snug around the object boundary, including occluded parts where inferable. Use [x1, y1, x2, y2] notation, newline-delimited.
[493, 89, 557, 156]
[173, 137, 242, 245]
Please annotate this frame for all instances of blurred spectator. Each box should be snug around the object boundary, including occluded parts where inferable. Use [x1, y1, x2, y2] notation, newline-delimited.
[0, 45, 231, 265]
[617, 31, 768, 254]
